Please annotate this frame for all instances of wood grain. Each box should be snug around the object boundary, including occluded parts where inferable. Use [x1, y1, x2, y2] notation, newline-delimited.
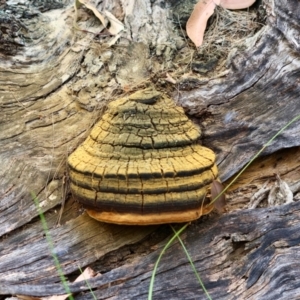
[2, 201, 300, 299]
[1, 0, 300, 299]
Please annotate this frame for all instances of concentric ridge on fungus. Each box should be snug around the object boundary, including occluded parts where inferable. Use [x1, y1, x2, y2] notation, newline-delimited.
[68, 88, 219, 225]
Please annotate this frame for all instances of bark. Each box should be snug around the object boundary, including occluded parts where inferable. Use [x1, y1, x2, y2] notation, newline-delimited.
[1, 0, 300, 299]
[2, 195, 300, 299]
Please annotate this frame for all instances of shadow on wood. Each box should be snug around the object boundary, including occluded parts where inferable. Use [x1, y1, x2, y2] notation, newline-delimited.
[1, 0, 300, 299]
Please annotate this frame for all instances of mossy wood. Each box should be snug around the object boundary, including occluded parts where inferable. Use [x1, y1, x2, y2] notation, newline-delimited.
[1, 0, 300, 299]
[68, 88, 218, 225]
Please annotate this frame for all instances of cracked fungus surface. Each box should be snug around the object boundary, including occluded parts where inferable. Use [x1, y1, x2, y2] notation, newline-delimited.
[68, 88, 219, 225]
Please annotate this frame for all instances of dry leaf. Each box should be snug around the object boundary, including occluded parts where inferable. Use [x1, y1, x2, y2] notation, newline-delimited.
[75, 0, 107, 27]
[42, 267, 98, 300]
[220, 0, 256, 10]
[104, 10, 124, 35]
[165, 72, 177, 84]
[74, 0, 124, 36]
[186, 0, 256, 47]
[107, 32, 122, 47]
[186, 0, 221, 47]
[74, 266, 97, 282]
[44, 294, 68, 300]
[211, 180, 226, 213]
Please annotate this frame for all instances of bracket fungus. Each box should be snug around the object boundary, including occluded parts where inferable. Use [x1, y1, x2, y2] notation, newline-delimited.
[68, 88, 219, 225]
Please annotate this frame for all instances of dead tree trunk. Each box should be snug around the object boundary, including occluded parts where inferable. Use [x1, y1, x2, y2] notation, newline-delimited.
[1, 0, 300, 299]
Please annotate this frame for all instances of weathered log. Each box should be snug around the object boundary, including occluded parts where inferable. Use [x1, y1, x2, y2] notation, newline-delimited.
[1, 199, 300, 299]
[1, 0, 300, 299]
[174, 0, 300, 181]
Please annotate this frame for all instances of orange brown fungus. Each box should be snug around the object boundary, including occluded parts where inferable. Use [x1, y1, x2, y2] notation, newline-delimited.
[68, 88, 219, 225]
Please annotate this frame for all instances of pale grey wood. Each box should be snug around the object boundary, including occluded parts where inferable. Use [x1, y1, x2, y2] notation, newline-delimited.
[0, 212, 156, 284]
[2, 202, 300, 299]
[1, 0, 300, 299]
[174, 0, 300, 181]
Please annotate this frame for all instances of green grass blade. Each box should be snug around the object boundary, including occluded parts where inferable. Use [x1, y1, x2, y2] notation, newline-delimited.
[77, 265, 97, 300]
[148, 114, 300, 299]
[31, 192, 74, 300]
[171, 226, 212, 300]
[148, 223, 189, 300]
[210, 113, 300, 204]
